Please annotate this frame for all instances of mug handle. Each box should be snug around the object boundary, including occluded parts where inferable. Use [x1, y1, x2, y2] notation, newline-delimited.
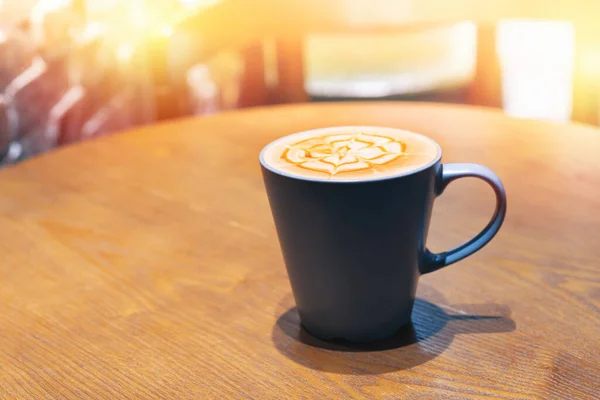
[421, 163, 507, 274]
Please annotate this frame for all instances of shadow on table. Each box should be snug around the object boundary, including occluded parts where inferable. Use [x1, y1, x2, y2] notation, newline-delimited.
[271, 285, 516, 374]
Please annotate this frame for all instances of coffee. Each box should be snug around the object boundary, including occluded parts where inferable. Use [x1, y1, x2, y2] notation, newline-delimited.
[262, 126, 440, 181]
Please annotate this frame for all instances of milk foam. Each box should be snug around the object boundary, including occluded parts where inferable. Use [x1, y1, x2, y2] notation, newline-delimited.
[262, 127, 440, 181]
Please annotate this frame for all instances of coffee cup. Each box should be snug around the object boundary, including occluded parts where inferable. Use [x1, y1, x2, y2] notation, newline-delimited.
[260, 126, 507, 342]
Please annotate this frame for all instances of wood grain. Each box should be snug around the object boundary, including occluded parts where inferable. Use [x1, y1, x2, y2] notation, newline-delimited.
[0, 103, 598, 399]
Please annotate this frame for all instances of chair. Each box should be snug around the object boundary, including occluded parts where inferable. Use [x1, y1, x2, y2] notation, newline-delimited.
[171, 0, 600, 124]
[0, 30, 37, 92]
[80, 89, 137, 139]
[47, 85, 86, 146]
[0, 96, 20, 165]
[4, 56, 70, 158]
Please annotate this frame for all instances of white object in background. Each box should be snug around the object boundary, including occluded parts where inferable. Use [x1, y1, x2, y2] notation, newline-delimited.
[497, 20, 575, 122]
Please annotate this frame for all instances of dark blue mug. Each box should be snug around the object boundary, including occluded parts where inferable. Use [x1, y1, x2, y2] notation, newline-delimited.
[260, 126, 507, 342]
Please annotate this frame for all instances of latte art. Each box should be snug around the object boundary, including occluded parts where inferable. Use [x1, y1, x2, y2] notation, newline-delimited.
[262, 127, 440, 181]
[282, 133, 407, 175]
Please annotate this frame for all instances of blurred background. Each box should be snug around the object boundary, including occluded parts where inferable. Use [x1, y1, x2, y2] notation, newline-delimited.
[0, 0, 598, 165]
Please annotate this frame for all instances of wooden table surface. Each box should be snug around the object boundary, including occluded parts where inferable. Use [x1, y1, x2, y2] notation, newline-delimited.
[0, 103, 599, 399]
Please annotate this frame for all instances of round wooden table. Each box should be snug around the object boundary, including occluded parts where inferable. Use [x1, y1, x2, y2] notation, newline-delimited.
[1, 103, 598, 398]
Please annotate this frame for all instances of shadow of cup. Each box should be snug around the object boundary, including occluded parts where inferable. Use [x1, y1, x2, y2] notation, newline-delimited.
[271, 288, 516, 374]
